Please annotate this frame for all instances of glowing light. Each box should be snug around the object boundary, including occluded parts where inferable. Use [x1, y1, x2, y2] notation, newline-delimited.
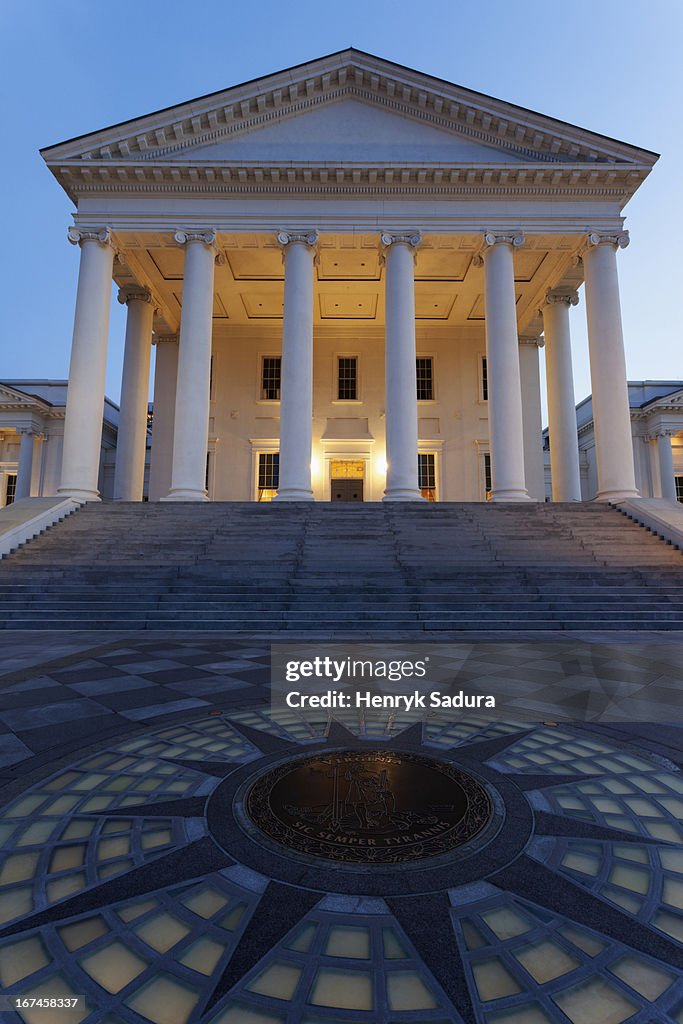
[376, 457, 388, 475]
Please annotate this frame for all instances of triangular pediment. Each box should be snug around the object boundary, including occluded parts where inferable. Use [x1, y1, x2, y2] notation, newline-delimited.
[181, 98, 530, 164]
[42, 49, 658, 170]
[0, 384, 51, 411]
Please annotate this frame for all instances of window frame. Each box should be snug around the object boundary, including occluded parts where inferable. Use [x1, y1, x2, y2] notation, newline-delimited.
[257, 354, 282, 403]
[416, 355, 435, 402]
[479, 355, 488, 403]
[332, 352, 362, 404]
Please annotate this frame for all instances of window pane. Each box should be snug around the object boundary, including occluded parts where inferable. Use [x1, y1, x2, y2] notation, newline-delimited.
[481, 357, 488, 401]
[484, 453, 492, 495]
[258, 453, 279, 491]
[418, 453, 436, 501]
[261, 358, 281, 400]
[337, 357, 357, 400]
[416, 357, 433, 400]
[6, 474, 16, 505]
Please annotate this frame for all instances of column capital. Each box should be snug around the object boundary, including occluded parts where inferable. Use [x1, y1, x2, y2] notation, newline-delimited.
[585, 230, 630, 251]
[117, 286, 154, 307]
[519, 334, 545, 349]
[652, 428, 676, 439]
[277, 229, 319, 250]
[174, 229, 217, 248]
[484, 231, 525, 248]
[153, 334, 179, 346]
[67, 226, 114, 248]
[544, 288, 580, 308]
[380, 231, 422, 249]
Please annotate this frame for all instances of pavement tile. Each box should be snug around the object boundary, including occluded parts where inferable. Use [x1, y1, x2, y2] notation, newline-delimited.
[0, 697, 113, 730]
[118, 697, 211, 721]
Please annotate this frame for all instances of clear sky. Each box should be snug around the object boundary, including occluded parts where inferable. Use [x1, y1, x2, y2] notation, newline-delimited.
[1, 0, 681, 421]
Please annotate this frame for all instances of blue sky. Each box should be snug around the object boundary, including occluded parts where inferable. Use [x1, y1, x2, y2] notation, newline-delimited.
[1, 0, 680, 418]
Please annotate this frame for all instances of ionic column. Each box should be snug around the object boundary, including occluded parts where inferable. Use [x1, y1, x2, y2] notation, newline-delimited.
[149, 335, 179, 502]
[273, 231, 317, 502]
[163, 230, 217, 502]
[656, 431, 677, 501]
[15, 430, 35, 500]
[481, 232, 530, 501]
[543, 290, 582, 502]
[113, 287, 155, 501]
[583, 232, 638, 500]
[381, 231, 422, 501]
[518, 335, 545, 501]
[58, 227, 115, 501]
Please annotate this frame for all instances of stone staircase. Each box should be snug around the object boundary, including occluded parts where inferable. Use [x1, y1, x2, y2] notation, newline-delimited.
[0, 502, 681, 631]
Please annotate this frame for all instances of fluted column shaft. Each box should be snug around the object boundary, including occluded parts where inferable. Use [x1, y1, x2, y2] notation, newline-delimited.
[164, 231, 217, 502]
[382, 232, 422, 501]
[149, 336, 179, 502]
[483, 233, 530, 501]
[113, 288, 154, 501]
[543, 291, 582, 502]
[583, 232, 638, 500]
[58, 228, 115, 501]
[273, 231, 317, 502]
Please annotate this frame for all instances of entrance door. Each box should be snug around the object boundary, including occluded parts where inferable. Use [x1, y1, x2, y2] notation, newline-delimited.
[330, 460, 364, 502]
[331, 478, 363, 502]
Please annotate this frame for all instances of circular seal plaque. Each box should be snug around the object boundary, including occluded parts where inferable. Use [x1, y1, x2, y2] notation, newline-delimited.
[245, 750, 492, 865]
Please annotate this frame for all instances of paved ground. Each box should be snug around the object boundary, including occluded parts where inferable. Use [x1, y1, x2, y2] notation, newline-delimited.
[0, 631, 681, 1023]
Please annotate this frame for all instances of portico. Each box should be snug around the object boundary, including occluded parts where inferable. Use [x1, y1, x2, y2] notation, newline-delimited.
[41, 50, 658, 505]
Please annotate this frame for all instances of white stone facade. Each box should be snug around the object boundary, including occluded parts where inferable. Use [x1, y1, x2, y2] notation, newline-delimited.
[40, 50, 659, 504]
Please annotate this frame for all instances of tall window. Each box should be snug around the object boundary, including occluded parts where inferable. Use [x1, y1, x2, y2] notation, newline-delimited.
[5, 474, 17, 506]
[484, 453, 492, 497]
[258, 453, 279, 502]
[261, 357, 281, 400]
[481, 357, 488, 401]
[337, 357, 358, 400]
[676, 476, 683, 503]
[416, 358, 434, 401]
[418, 453, 436, 501]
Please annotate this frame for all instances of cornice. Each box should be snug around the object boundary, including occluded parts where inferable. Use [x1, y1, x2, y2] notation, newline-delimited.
[52, 162, 649, 205]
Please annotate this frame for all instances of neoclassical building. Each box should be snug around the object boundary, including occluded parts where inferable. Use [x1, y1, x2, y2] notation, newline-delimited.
[543, 381, 683, 503]
[0, 381, 119, 507]
[41, 49, 659, 504]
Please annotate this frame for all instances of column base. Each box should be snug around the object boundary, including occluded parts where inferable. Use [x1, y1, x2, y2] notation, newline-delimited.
[595, 489, 640, 502]
[489, 489, 532, 502]
[57, 487, 101, 502]
[273, 489, 314, 502]
[161, 489, 209, 502]
[383, 489, 425, 502]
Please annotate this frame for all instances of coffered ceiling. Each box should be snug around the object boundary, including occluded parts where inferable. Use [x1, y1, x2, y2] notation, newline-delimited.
[115, 231, 581, 337]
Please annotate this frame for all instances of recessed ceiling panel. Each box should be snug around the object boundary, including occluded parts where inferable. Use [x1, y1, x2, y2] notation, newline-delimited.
[241, 292, 284, 318]
[319, 293, 378, 319]
[415, 251, 470, 281]
[514, 252, 547, 282]
[415, 290, 457, 320]
[148, 248, 185, 280]
[227, 250, 284, 280]
[318, 252, 381, 280]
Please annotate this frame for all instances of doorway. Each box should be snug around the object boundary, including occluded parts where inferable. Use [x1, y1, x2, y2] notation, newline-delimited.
[330, 460, 364, 502]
